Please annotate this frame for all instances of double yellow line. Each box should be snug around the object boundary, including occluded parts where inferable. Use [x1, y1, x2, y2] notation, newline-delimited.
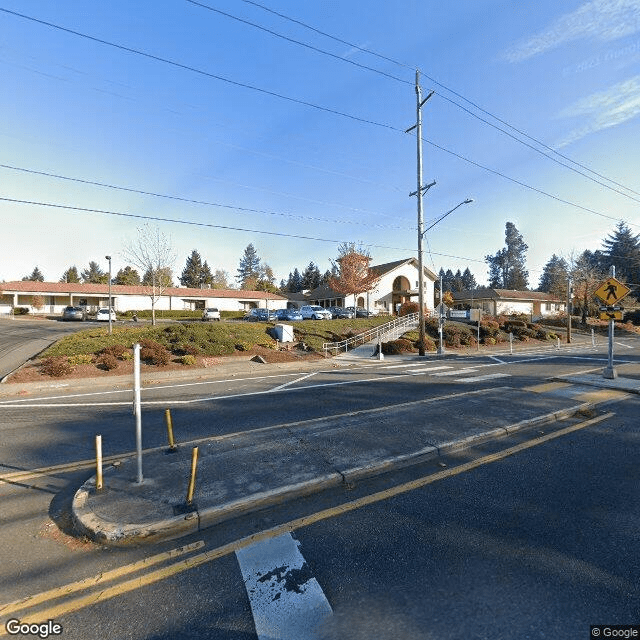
[0, 412, 613, 631]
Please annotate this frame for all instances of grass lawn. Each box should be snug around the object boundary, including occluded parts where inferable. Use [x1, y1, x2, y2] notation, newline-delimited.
[41, 317, 393, 359]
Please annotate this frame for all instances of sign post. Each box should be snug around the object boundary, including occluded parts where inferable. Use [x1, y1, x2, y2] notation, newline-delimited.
[593, 269, 630, 380]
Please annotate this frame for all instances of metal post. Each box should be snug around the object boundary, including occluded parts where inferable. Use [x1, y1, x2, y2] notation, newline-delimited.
[165, 408, 177, 451]
[105, 255, 112, 335]
[592, 327, 595, 347]
[186, 446, 199, 506]
[510, 332, 513, 354]
[603, 266, 617, 379]
[437, 274, 444, 355]
[133, 343, 143, 483]
[95, 434, 103, 491]
[566, 278, 571, 344]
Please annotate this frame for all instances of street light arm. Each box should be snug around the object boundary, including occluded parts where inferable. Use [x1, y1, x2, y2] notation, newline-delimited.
[422, 198, 473, 236]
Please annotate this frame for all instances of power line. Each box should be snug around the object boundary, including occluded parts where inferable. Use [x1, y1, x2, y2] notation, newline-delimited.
[184, 0, 411, 85]
[0, 163, 411, 231]
[237, 0, 640, 200]
[2, 7, 636, 229]
[0, 7, 399, 133]
[0, 195, 488, 263]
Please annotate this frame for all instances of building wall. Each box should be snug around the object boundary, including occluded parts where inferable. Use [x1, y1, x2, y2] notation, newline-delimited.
[374, 263, 435, 314]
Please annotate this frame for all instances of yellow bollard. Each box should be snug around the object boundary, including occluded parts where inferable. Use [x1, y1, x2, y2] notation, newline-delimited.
[165, 409, 177, 451]
[95, 434, 103, 491]
[186, 447, 199, 506]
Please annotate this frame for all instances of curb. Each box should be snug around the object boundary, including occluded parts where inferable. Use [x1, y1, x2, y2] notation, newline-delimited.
[71, 401, 593, 546]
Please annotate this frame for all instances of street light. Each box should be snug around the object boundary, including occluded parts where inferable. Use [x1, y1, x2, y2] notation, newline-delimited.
[417, 199, 473, 356]
[105, 255, 112, 335]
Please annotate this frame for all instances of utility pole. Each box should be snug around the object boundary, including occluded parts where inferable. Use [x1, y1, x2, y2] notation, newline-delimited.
[566, 277, 572, 344]
[407, 70, 435, 356]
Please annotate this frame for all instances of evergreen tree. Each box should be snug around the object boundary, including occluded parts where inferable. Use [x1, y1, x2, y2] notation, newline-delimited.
[485, 222, 529, 289]
[320, 269, 332, 286]
[60, 266, 80, 283]
[237, 244, 261, 289]
[538, 254, 569, 298]
[601, 221, 640, 294]
[288, 268, 303, 293]
[461, 267, 477, 290]
[451, 269, 465, 292]
[81, 261, 108, 284]
[302, 261, 321, 290]
[22, 266, 45, 282]
[201, 260, 214, 287]
[113, 266, 141, 285]
[180, 250, 205, 288]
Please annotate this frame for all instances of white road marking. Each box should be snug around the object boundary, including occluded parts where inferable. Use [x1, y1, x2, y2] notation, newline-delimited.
[236, 533, 332, 640]
[379, 363, 439, 369]
[431, 368, 478, 377]
[615, 341, 634, 349]
[488, 356, 505, 364]
[270, 372, 317, 392]
[456, 373, 511, 383]
[410, 366, 453, 374]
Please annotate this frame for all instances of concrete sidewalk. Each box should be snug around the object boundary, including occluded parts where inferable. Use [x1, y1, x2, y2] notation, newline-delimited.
[72, 384, 603, 546]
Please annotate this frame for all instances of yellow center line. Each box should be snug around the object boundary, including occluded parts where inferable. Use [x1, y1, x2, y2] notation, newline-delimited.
[0, 541, 204, 618]
[0, 412, 613, 629]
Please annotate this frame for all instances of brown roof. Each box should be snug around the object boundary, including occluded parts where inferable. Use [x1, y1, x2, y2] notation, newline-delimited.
[452, 288, 564, 303]
[0, 281, 286, 300]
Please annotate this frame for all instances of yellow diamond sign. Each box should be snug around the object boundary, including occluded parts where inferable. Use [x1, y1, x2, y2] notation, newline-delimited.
[593, 277, 631, 305]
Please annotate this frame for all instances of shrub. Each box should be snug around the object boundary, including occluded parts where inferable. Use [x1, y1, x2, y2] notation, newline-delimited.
[139, 338, 170, 366]
[398, 301, 419, 317]
[100, 344, 128, 359]
[179, 354, 196, 365]
[40, 356, 74, 377]
[97, 353, 119, 370]
[173, 342, 200, 356]
[15, 307, 29, 315]
[414, 335, 436, 352]
[68, 354, 93, 366]
[121, 351, 133, 361]
[235, 341, 251, 352]
[382, 338, 414, 355]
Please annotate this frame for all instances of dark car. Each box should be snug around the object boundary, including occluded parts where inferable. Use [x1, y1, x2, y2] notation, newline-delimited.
[345, 306, 376, 318]
[275, 308, 303, 321]
[245, 308, 277, 322]
[62, 306, 86, 321]
[327, 306, 354, 319]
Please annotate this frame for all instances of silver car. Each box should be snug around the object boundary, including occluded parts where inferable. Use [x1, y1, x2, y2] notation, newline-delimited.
[299, 305, 332, 320]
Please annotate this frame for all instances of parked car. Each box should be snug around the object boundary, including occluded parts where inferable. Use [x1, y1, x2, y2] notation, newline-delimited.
[244, 308, 277, 322]
[300, 305, 332, 320]
[95, 308, 116, 322]
[346, 306, 377, 318]
[275, 308, 303, 321]
[327, 306, 354, 319]
[62, 306, 86, 321]
[202, 307, 221, 321]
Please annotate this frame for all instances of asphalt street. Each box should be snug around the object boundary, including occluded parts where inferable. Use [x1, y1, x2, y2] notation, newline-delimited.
[0, 332, 639, 638]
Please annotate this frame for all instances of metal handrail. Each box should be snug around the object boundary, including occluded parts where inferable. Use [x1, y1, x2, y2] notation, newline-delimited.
[323, 312, 423, 356]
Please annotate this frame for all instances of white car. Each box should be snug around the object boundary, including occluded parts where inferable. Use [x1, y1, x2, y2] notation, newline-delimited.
[299, 305, 332, 320]
[95, 308, 116, 322]
[202, 307, 221, 321]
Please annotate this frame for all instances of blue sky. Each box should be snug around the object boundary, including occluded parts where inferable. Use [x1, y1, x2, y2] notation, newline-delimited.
[1, 0, 639, 288]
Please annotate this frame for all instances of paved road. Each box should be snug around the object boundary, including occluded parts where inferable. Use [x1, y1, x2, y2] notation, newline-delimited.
[0, 317, 91, 379]
[0, 335, 638, 638]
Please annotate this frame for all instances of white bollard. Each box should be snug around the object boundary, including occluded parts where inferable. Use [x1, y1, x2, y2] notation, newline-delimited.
[133, 343, 143, 484]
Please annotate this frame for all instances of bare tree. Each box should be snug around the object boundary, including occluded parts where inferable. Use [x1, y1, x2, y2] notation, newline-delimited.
[123, 224, 176, 326]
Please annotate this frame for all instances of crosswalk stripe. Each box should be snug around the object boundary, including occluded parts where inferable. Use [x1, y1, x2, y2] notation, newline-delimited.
[456, 373, 511, 383]
[236, 533, 332, 640]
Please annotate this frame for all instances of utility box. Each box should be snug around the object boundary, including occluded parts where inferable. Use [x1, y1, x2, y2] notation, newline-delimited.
[274, 323, 294, 343]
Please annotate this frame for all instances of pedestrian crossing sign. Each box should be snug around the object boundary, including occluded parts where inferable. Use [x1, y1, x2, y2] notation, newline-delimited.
[593, 277, 631, 305]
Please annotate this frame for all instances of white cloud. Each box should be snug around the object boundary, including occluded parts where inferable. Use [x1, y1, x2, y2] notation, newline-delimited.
[556, 74, 640, 146]
[505, 0, 640, 62]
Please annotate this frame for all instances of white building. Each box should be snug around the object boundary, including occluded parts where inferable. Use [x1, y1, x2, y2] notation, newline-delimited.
[289, 258, 437, 315]
[451, 288, 566, 319]
[0, 281, 287, 315]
